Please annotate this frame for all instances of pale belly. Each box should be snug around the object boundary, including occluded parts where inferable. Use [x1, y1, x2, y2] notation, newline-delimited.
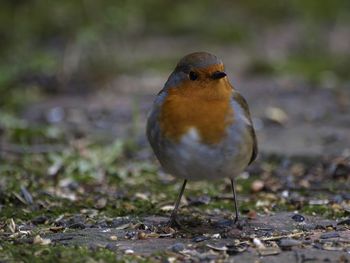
[156, 126, 253, 181]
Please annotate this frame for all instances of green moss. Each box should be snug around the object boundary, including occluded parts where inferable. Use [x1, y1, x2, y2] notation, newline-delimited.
[301, 204, 349, 219]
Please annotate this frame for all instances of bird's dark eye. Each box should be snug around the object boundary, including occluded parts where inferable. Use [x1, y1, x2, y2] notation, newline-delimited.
[189, 71, 198, 81]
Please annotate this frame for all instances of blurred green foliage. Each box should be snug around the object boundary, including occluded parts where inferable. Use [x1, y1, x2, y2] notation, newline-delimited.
[1, 0, 350, 111]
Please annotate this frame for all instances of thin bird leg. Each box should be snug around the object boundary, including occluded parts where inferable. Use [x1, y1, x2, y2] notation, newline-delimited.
[231, 178, 239, 224]
[169, 179, 187, 226]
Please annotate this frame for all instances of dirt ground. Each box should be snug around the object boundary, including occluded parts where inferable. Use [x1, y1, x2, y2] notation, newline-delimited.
[2, 71, 348, 262]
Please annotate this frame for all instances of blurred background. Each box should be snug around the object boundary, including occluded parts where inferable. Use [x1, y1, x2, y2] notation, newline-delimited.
[1, 1, 350, 177]
[1, 3, 350, 257]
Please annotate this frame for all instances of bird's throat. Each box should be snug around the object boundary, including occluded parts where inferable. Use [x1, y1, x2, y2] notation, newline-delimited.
[159, 84, 234, 144]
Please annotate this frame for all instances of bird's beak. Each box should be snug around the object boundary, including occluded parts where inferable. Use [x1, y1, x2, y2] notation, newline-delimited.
[211, 71, 227, 80]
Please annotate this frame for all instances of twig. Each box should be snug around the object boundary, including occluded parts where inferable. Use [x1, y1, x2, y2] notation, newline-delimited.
[260, 232, 304, 241]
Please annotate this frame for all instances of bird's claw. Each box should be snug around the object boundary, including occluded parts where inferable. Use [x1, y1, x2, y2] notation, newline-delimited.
[167, 215, 182, 228]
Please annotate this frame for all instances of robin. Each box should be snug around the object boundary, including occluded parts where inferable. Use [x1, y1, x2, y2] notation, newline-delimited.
[147, 52, 258, 225]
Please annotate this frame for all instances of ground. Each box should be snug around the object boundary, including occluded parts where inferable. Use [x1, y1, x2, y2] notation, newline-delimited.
[1, 77, 350, 262]
[1, 2, 350, 262]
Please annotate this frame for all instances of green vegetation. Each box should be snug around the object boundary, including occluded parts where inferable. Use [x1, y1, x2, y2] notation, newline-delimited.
[1, 0, 350, 112]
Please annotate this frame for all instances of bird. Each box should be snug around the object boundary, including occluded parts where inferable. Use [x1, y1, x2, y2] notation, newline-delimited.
[146, 52, 258, 226]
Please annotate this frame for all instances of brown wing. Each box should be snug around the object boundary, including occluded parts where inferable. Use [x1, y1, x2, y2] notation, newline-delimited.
[232, 91, 258, 165]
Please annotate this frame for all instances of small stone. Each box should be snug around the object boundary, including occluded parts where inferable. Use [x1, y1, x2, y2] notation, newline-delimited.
[253, 238, 265, 249]
[337, 218, 350, 225]
[279, 238, 301, 250]
[160, 205, 175, 212]
[251, 180, 264, 192]
[213, 219, 232, 228]
[135, 192, 149, 201]
[109, 235, 118, 241]
[206, 244, 228, 251]
[124, 249, 134, 255]
[332, 195, 343, 203]
[281, 190, 289, 198]
[226, 243, 248, 255]
[188, 195, 211, 206]
[31, 215, 48, 225]
[211, 233, 221, 239]
[136, 223, 149, 230]
[105, 243, 116, 250]
[247, 210, 257, 219]
[320, 231, 340, 239]
[169, 242, 185, 253]
[49, 226, 64, 233]
[88, 243, 99, 251]
[115, 223, 131, 230]
[342, 193, 350, 200]
[68, 223, 86, 229]
[33, 235, 51, 245]
[110, 217, 131, 228]
[125, 231, 136, 239]
[192, 236, 209, 243]
[264, 106, 288, 125]
[95, 198, 107, 209]
[138, 231, 147, 240]
[291, 214, 305, 222]
[309, 199, 328, 205]
[46, 107, 64, 123]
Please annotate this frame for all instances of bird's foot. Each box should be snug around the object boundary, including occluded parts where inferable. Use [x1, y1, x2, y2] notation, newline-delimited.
[233, 217, 247, 230]
[167, 215, 182, 228]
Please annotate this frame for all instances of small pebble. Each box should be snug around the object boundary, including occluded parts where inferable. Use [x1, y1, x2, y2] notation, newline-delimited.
[279, 238, 301, 250]
[110, 217, 131, 228]
[109, 235, 118, 241]
[31, 215, 48, 225]
[137, 223, 149, 230]
[33, 235, 51, 245]
[169, 242, 185, 253]
[265, 106, 288, 125]
[247, 210, 257, 219]
[320, 231, 340, 239]
[251, 180, 264, 192]
[212, 233, 221, 239]
[138, 231, 147, 240]
[206, 244, 228, 251]
[337, 218, 350, 226]
[226, 243, 248, 255]
[88, 243, 99, 251]
[192, 236, 209, 243]
[105, 243, 115, 250]
[253, 238, 264, 249]
[291, 214, 305, 222]
[68, 223, 86, 229]
[95, 198, 107, 209]
[332, 195, 343, 203]
[124, 249, 134, 255]
[342, 193, 350, 200]
[213, 219, 232, 228]
[188, 195, 211, 206]
[125, 231, 137, 239]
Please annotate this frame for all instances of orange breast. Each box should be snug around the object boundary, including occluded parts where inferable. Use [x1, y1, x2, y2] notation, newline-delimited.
[159, 80, 234, 144]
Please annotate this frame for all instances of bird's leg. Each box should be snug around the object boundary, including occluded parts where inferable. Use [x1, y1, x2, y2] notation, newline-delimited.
[230, 178, 239, 224]
[169, 179, 187, 227]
